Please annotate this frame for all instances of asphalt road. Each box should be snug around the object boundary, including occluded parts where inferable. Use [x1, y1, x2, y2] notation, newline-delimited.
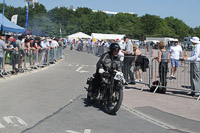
[0, 48, 181, 133]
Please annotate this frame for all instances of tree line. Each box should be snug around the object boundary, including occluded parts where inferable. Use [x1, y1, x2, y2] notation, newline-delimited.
[0, 3, 200, 41]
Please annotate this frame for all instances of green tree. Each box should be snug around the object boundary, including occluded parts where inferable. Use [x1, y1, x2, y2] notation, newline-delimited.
[193, 26, 200, 38]
[165, 16, 190, 40]
[0, 4, 199, 39]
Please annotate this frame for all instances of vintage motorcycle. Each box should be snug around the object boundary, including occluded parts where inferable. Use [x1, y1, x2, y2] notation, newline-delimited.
[86, 68, 125, 114]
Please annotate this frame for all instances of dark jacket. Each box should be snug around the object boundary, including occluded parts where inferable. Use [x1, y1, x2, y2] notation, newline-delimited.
[140, 55, 149, 72]
[96, 51, 121, 72]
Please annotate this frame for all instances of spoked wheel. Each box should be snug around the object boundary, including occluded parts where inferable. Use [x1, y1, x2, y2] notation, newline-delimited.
[104, 89, 123, 115]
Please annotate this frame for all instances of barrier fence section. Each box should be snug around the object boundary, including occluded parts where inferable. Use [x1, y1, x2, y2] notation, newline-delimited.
[151, 58, 200, 101]
[0, 46, 63, 78]
[122, 55, 151, 91]
[75, 43, 154, 57]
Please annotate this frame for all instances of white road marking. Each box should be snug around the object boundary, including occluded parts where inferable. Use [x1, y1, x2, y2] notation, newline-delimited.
[122, 105, 173, 129]
[76, 66, 89, 73]
[3, 116, 27, 127]
[84, 129, 91, 133]
[66, 130, 80, 133]
[76, 67, 83, 72]
[0, 122, 5, 128]
[80, 71, 89, 73]
[82, 65, 89, 67]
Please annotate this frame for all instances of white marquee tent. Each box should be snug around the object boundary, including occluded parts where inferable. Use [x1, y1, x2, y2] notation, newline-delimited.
[67, 32, 91, 40]
[91, 33, 125, 40]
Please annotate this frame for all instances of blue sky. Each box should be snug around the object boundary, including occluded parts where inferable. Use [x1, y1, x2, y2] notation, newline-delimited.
[1, 0, 200, 28]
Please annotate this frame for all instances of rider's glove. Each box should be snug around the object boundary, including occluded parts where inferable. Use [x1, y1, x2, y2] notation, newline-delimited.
[99, 68, 105, 74]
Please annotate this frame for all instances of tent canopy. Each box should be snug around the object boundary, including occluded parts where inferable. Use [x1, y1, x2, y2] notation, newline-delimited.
[91, 33, 125, 40]
[67, 32, 91, 40]
[0, 14, 25, 33]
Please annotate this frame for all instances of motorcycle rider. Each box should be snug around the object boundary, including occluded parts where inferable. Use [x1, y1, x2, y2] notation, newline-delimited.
[90, 43, 122, 94]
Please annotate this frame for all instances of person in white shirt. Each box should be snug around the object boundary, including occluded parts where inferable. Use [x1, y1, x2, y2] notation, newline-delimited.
[39, 37, 48, 66]
[186, 37, 200, 96]
[168, 39, 184, 79]
[51, 39, 59, 62]
[117, 39, 124, 72]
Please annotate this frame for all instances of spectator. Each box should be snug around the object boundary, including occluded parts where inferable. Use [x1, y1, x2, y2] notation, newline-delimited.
[39, 37, 48, 66]
[104, 41, 110, 52]
[58, 38, 63, 59]
[118, 45, 124, 72]
[16, 36, 24, 71]
[8, 36, 18, 74]
[186, 37, 200, 97]
[86, 39, 90, 53]
[133, 44, 142, 82]
[51, 38, 59, 61]
[168, 39, 184, 79]
[23, 38, 32, 67]
[91, 40, 95, 54]
[146, 42, 150, 52]
[121, 36, 135, 84]
[0, 33, 7, 71]
[157, 42, 168, 94]
[30, 38, 38, 67]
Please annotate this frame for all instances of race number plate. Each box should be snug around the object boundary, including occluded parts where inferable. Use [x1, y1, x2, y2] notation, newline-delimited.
[114, 72, 124, 81]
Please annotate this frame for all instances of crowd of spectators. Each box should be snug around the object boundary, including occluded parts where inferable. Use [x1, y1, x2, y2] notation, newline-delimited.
[0, 33, 65, 75]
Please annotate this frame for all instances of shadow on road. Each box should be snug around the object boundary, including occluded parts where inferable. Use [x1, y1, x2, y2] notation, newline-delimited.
[82, 97, 117, 116]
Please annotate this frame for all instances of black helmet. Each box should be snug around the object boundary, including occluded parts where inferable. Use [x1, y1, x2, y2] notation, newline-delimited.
[109, 43, 120, 52]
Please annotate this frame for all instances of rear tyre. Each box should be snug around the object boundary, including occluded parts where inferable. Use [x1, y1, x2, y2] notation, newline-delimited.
[87, 85, 95, 104]
[87, 93, 95, 104]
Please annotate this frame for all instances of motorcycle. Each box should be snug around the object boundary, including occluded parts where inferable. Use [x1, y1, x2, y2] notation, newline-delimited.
[86, 68, 125, 114]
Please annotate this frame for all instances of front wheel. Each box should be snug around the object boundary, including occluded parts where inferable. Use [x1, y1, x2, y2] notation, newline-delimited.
[104, 89, 123, 115]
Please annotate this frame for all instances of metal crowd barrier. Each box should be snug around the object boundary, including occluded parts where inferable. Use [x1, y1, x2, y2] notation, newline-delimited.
[76, 43, 154, 57]
[122, 55, 151, 91]
[0, 46, 63, 79]
[151, 58, 200, 101]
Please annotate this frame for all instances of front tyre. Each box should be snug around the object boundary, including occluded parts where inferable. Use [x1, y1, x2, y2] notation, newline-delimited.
[104, 89, 123, 115]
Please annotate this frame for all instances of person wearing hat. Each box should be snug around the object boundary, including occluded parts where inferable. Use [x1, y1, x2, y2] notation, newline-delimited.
[168, 39, 184, 79]
[186, 37, 200, 96]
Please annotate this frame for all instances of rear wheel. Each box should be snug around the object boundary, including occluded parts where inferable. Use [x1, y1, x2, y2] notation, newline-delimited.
[87, 93, 95, 104]
[87, 85, 95, 104]
[104, 89, 123, 115]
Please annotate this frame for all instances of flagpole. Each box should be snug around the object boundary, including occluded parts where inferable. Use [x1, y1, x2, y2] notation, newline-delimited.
[25, 1, 30, 31]
[3, 0, 5, 16]
[60, 28, 62, 38]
